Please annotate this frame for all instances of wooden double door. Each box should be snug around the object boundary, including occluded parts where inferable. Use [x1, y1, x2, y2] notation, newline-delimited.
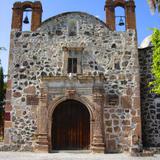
[52, 100, 90, 150]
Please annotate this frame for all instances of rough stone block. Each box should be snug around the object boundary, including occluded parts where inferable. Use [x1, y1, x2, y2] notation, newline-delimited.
[106, 127, 113, 133]
[5, 121, 12, 128]
[108, 95, 119, 106]
[126, 87, 133, 95]
[122, 126, 131, 135]
[7, 80, 12, 89]
[107, 140, 116, 152]
[135, 123, 142, 138]
[5, 112, 11, 121]
[24, 86, 36, 95]
[114, 126, 120, 133]
[105, 120, 112, 126]
[113, 120, 119, 125]
[26, 95, 39, 105]
[105, 113, 110, 119]
[122, 120, 130, 126]
[13, 92, 21, 98]
[121, 95, 132, 108]
[133, 97, 140, 109]
[131, 109, 136, 116]
[5, 90, 11, 100]
[15, 109, 22, 117]
[118, 74, 125, 80]
[5, 104, 12, 112]
[4, 129, 10, 144]
[111, 114, 119, 119]
[132, 117, 140, 123]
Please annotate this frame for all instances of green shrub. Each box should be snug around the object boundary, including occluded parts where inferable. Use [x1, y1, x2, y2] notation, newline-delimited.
[149, 28, 160, 94]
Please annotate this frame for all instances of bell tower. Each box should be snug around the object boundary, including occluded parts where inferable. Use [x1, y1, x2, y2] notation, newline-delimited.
[105, 0, 136, 31]
[11, 1, 43, 31]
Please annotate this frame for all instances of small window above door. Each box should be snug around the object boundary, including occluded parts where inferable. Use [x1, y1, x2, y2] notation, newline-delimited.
[62, 47, 84, 75]
[68, 58, 77, 73]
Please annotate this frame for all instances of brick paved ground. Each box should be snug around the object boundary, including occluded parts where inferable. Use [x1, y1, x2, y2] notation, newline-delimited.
[0, 152, 159, 160]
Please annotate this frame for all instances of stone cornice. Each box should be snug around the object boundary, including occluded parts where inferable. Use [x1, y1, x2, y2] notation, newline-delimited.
[40, 74, 105, 83]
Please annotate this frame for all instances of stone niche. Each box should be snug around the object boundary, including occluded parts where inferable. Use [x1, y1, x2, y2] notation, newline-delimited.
[34, 74, 106, 153]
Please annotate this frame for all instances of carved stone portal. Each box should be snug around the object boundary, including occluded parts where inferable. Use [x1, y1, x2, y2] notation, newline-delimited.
[34, 75, 105, 153]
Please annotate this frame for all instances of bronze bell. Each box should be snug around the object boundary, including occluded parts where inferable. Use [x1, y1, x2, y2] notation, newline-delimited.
[23, 15, 29, 24]
[119, 17, 125, 26]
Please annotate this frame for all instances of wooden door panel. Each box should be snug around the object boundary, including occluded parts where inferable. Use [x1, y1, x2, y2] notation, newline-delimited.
[52, 100, 90, 150]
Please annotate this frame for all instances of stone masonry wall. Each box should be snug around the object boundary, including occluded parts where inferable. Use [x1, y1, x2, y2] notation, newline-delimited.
[5, 12, 141, 152]
[139, 47, 160, 147]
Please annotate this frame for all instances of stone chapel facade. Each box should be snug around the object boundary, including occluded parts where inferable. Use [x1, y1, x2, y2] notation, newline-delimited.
[2, 0, 156, 153]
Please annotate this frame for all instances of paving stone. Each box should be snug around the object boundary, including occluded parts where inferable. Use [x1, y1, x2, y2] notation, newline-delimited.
[0, 152, 159, 160]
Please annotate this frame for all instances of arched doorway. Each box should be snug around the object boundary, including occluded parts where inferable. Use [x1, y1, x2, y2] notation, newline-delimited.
[52, 100, 90, 150]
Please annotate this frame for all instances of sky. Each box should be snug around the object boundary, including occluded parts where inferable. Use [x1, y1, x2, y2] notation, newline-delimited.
[0, 0, 159, 75]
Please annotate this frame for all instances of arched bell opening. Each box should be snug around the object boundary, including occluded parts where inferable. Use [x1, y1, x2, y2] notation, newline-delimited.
[22, 7, 32, 31]
[11, 1, 42, 31]
[105, 0, 136, 31]
[115, 6, 126, 32]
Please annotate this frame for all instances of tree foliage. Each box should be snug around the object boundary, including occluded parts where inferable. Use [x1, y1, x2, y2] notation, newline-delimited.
[0, 67, 5, 134]
[147, 0, 160, 13]
[0, 67, 5, 107]
[149, 28, 160, 94]
[0, 47, 6, 51]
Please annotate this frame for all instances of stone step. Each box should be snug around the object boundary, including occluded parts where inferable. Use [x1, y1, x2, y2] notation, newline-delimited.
[51, 150, 91, 154]
[144, 147, 160, 154]
[141, 150, 154, 157]
[131, 149, 154, 157]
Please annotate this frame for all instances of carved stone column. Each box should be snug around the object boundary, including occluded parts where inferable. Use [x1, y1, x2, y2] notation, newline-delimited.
[34, 82, 48, 152]
[91, 85, 105, 153]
